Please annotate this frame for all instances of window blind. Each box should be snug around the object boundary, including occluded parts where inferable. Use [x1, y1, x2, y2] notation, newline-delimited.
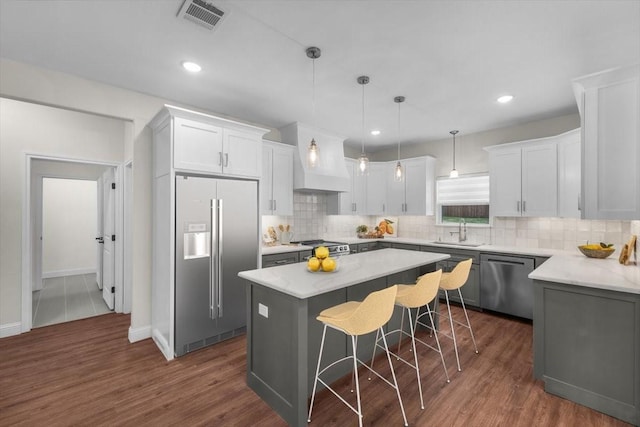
[436, 175, 490, 205]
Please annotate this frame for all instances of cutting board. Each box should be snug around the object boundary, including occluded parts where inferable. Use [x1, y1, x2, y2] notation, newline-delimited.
[376, 217, 398, 237]
[619, 235, 637, 265]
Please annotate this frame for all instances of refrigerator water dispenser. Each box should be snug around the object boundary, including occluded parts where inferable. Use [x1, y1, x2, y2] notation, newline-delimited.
[184, 223, 210, 259]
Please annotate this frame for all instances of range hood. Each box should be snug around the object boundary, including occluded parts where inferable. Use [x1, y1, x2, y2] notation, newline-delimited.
[279, 122, 350, 192]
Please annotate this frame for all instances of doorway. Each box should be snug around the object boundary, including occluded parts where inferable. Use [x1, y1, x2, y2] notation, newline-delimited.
[33, 177, 112, 327]
[24, 156, 126, 331]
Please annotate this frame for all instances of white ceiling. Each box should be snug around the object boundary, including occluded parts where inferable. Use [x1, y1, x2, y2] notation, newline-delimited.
[1, 0, 638, 151]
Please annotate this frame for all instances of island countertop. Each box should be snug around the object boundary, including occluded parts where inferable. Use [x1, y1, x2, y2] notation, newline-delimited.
[239, 248, 449, 299]
[529, 253, 640, 294]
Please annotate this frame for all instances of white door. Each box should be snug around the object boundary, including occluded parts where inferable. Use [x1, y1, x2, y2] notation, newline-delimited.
[96, 176, 104, 290]
[101, 168, 115, 310]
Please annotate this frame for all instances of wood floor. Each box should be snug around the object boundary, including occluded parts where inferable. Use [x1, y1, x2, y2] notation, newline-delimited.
[0, 307, 630, 427]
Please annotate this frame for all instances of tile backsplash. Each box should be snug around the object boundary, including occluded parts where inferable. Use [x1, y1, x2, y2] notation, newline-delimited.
[262, 192, 640, 250]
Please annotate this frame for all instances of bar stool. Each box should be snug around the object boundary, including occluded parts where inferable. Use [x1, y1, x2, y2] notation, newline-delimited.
[307, 285, 408, 427]
[437, 258, 479, 371]
[370, 269, 449, 410]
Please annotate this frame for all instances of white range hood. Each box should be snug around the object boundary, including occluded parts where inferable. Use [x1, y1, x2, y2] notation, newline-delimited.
[279, 122, 350, 193]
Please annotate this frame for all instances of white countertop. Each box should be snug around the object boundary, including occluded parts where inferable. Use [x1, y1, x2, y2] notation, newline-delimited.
[529, 253, 640, 294]
[262, 236, 562, 258]
[240, 248, 449, 299]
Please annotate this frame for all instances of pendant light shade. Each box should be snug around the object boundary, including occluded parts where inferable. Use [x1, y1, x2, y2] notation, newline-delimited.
[394, 96, 405, 182]
[357, 75, 370, 176]
[449, 130, 459, 178]
[306, 47, 321, 168]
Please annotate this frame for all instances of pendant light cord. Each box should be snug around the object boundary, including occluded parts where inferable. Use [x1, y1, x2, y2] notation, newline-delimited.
[397, 101, 401, 161]
[312, 57, 316, 129]
[361, 82, 365, 155]
[452, 132, 456, 170]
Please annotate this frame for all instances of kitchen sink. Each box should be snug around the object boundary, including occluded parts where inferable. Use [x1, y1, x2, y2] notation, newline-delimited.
[429, 241, 485, 247]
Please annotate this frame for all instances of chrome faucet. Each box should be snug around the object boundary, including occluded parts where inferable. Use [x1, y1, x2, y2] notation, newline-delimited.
[449, 219, 467, 243]
[460, 219, 467, 242]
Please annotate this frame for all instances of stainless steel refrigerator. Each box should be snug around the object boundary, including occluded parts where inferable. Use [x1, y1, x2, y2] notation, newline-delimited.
[175, 175, 258, 357]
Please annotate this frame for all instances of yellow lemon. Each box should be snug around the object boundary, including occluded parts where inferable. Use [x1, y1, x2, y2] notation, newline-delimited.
[321, 257, 336, 272]
[307, 257, 321, 272]
[315, 246, 329, 260]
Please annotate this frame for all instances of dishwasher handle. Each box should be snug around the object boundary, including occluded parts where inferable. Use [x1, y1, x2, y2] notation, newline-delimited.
[484, 257, 528, 266]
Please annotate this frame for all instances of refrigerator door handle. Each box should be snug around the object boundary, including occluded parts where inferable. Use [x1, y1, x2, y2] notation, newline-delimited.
[209, 198, 218, 320]
[217, 199, 224, 318]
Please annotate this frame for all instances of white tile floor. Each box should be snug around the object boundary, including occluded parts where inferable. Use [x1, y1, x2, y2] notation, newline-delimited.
[32, 273, 112, 328]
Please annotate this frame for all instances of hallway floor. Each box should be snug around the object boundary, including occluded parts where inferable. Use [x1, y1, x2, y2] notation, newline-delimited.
[32, 273, 111, 328]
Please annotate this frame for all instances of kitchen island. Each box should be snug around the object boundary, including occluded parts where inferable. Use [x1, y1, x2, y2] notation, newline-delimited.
[530, 255, 640, 425]
[238, 248, 449, 426]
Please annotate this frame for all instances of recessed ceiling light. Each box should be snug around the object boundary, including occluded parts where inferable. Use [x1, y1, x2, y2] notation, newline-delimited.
[181, 61, 202, 73]
[370, 130, 381, 136]
[497, 95, 514, 104]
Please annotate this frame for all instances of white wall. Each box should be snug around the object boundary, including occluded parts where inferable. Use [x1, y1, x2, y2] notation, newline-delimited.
[0, 58, 276, 336]
[42, 178, 97, 277]
[0, 94, 127, 330]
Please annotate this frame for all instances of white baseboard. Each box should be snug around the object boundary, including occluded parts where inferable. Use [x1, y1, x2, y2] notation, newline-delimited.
[42, 268, 96, 279]
[128, 324, 151, 343]
[152, 328, 174, 361]
[0, 322, 22, 338]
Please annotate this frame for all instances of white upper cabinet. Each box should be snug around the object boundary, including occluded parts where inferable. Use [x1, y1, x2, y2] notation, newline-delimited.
[261, 141, 294, 215]
[366, 162, 388, 215]
[573, 64, 640, 220]
[487, 140, 558, 217]
[521, 142, 558, 217]
[488, 146, 522, 216]
[385, 156, 435, 216]
[328, 158, 367, 215]
[222, 128, 262, 178]
[158, 107, 267, 178]
[173, 117, 224, 174]
[557, 129, 581, 218]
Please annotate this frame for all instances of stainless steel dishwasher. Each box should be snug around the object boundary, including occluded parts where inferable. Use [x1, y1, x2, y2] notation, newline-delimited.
[480, 254, 535, 319]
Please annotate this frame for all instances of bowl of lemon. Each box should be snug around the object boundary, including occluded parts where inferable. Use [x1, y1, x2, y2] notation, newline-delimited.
[578, 242, 615, 259]
[307, 246, 338, 273]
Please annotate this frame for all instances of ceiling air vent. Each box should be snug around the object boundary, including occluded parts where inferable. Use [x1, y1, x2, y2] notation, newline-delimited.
[177, 0, 227, 31]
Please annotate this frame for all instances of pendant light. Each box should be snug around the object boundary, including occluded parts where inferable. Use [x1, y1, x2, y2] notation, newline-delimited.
[449, 130, 459, 178]
[357, 75, 370, 175]
[306, 47, 321, 168]
[393, 96, 405, 182]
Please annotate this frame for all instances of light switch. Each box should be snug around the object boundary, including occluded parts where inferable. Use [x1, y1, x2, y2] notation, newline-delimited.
[258, 303, 269, 318]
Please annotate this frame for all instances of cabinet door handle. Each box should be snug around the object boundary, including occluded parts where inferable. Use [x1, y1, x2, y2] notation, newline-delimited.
[522, 200, 526, 212]
[224, 153, 229, 167]
[382, 203, 385, 213]
[517, 200, 520, 212]
[578, 194, 581, 211]
[218, 152, 223, 166]
[273, 199, 277, 211]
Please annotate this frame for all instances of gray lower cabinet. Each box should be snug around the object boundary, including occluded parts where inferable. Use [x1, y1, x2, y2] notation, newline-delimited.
[420, 246, 480, 308]
[356, 241, 380, 252]
[533, 280, 640, 425]
[262, 252, 298, 267]
[392, 242, 420, 251]
[246, 267, 423, 427]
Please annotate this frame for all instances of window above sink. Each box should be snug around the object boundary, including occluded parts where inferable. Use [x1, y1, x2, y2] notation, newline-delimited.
[436, 174, 490, 227]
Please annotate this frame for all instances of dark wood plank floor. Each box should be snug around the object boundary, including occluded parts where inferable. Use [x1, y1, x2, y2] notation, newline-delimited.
[0, 307, 631, 426]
